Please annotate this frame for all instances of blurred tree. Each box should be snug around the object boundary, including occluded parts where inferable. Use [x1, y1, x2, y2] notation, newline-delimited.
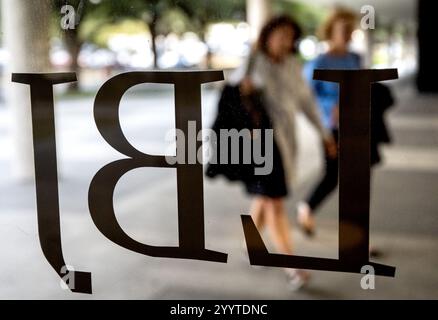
[53, 0, 191, 75]
[52, 0, 274, 88]
[177, 0, 246, 67]
[52, 0, 145, 90]
[124, 0, 246, 68]
[273, 0, 325, 36]
[139, 0, 176, 69]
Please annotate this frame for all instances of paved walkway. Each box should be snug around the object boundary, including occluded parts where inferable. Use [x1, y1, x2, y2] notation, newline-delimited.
[0, 80, 437, 299]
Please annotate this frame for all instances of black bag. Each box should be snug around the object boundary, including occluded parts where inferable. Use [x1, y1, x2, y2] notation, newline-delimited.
[205, 84, 272, 182]
[370, 83, 396, 165]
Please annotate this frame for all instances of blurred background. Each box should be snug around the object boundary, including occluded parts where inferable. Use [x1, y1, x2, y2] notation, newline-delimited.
[0, 0, 437, 299]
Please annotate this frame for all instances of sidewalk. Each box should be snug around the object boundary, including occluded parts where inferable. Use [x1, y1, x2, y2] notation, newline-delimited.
[0, 80, 437, 299]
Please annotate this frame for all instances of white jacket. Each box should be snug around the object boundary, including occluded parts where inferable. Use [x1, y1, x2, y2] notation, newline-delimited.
[228, 52, 329, 185]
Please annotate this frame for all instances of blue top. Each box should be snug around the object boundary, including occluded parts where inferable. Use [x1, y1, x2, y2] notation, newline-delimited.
[304, 52, 361, 129]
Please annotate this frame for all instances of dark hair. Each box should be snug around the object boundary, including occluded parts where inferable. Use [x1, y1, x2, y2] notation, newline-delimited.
[257, 15, 303, 55]
[318, 7, 358, 40]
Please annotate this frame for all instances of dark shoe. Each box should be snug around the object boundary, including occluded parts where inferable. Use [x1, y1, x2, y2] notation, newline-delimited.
[297, 202, 315, 238]
[370, 247, 383, 258]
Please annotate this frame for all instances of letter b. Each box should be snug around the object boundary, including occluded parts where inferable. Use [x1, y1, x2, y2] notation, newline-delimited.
[88, 71, 227, 263]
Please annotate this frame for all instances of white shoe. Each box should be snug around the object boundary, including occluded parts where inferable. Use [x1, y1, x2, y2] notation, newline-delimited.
[285, 269, 310, 291]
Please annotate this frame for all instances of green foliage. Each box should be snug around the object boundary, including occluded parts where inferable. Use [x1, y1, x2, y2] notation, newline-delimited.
[91, 19, 149, 48]
[52, 0, 247, 45]
[52, 0, 147, 43]
[156, 8, 192, 36]
[52, 0, 327, 55]
[273, 0, 326, 35]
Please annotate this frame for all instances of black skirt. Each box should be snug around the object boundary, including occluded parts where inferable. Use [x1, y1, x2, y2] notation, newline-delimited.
[206, 84, 288, 199]
[244, 138, 288, 198]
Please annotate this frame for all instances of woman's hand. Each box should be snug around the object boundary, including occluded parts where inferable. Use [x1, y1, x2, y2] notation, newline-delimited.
[331, 105, 339, 128]
[323, 135, 337, 159]
[240, 77, 255, 96]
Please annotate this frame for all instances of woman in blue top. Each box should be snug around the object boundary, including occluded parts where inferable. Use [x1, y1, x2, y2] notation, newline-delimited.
[298, 8, 361, 235]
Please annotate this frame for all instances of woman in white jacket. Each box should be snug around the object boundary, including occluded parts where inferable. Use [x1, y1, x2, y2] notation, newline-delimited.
[235, 15, 336, 287]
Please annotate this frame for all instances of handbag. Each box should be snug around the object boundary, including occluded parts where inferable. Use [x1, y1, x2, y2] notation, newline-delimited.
[206, 53, 272, 182]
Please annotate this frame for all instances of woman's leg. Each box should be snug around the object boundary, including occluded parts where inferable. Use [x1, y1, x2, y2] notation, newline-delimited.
[243, 197, 266, 254]
[305, 129, 340, 213]
[265, 198, 293, 254]
[306, 155, 339, 212]
[265, 197, 310, 288]
[297, 155, 338, 235]
[298, 138, 339, 236]
[250, 197, 266, 231]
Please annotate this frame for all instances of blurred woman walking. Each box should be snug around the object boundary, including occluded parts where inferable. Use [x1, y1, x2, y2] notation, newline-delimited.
[297, 8, 361, 236]
[210, 15, 336, 289]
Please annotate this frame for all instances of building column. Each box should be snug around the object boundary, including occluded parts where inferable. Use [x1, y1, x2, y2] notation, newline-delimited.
[417, 0, 438, 92]
[246, 0, 272, 42]
[2, 0, 51, 181]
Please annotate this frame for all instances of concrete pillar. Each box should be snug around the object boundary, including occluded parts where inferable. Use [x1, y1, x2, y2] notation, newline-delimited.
[2, 0, 51, 181]
[386, 23, 399, 68]
[417, 0, 438, 92]
[246, 0, 272, 42]
[362, 29, 375, 68]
